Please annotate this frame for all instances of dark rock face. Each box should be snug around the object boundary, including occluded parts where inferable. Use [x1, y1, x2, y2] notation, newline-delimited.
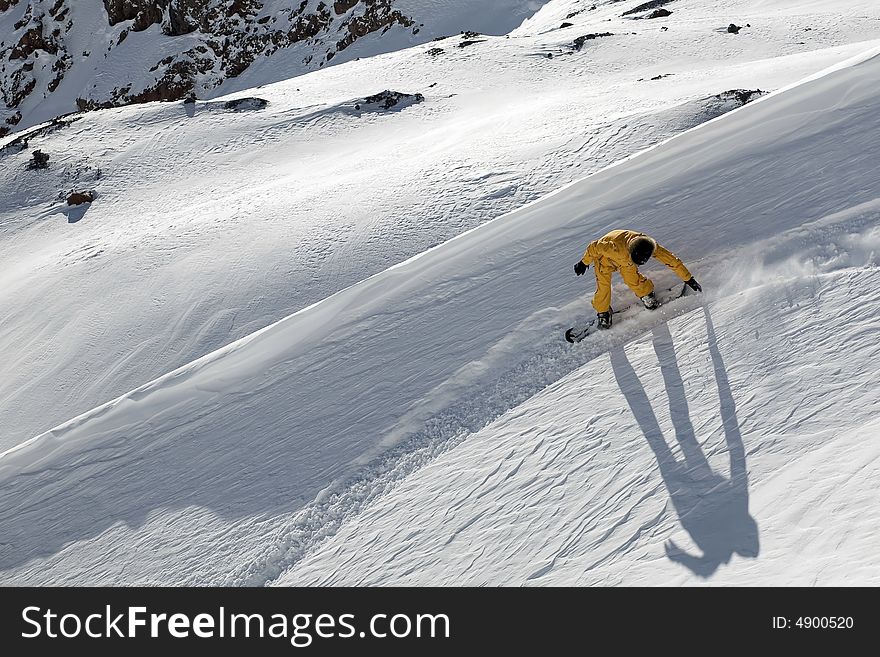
[222, 97, 268, 111]
[2, 1, 417, 131]
[102, 0, 262, 36]
[622, 0, 676, 17]
[356, 90, 424, 111]
[1, 1, 71, 113]
[66, 190, 94, 205]
[333, 0, 358, 15]
[572, 32, 613, 50]
[727, 23, 741, 34]
[713, 88, 765, 105]
[26, 148, 49, 169]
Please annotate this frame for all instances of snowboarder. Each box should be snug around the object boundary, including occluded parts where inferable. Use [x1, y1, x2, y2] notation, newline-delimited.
[574, 229, 701, 329]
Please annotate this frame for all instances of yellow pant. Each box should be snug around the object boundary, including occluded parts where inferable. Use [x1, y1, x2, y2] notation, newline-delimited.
[592, 261, 653, 313]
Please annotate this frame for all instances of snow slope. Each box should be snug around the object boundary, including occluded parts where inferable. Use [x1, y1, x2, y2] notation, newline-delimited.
[2, 0, 878, 450]
[2, 41, 879, 585]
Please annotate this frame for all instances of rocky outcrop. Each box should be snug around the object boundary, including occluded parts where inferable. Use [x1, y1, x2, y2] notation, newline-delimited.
[26, 148, 49, 169]
[66, 190, 94, 205]
[1, 0, 71, 118]
[572, 32, 613, 50]
[355, 90, 423, 111]
[222, 97, 268, 111]
[622, 0, 676, 17]
[713, 88, 765, 105]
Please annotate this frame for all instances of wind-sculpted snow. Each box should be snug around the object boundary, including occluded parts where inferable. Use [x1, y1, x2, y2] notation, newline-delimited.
[282, 268, 880, 585]
[7, 1, 876, 448]
[2, 44, 880, 585]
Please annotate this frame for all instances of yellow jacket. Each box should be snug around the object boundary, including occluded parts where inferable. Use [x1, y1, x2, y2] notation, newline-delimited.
[580, 229, 692, 279]
[580, 229, 692, 313]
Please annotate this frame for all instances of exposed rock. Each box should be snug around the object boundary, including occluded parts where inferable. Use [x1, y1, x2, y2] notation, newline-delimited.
[102, 0, 141, 25]
[573, 32, 613, 50]
[647, 8, 672, 18]
[713, 88, 765, 105]
[426, 47, 444, 56]
[333, 0, 358, 14]
[222, 97, 268, 111]
[458, 32, 485, 48]
[2, 1, 71, 113]
[728, 23, 741, 34]
[355, 90, 424, 111]
[66, 191, 94, 205]
[559, 22, 573, 29]
[622, 0, 676, 17]
[27, 149, 49, 169]
[10, 24, 59, 59]
[6, 111, 23, 125]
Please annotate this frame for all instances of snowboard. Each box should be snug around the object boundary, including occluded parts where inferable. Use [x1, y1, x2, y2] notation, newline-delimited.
[565, 283, 691, 343]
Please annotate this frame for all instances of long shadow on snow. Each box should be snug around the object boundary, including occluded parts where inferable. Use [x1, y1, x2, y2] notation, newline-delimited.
[610, 305, 758, 577]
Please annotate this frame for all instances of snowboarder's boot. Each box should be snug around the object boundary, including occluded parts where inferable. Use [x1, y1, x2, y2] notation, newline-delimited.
[597, 311, 612, 330]
[641, 291, 660, 310]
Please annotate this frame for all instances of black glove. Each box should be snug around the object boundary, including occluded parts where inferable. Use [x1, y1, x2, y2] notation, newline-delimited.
[574, 261, 588, 276]
[685, 277, 702, 292]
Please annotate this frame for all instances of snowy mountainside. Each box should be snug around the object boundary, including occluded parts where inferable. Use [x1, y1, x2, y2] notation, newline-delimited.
[0, 0, 553, 135]
[1, 42, 879, 585]
[2, 0, 877, 452]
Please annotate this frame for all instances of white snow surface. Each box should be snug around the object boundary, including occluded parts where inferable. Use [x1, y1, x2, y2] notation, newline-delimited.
[1, 1, 880, 586]
[3, 0, 878, 449]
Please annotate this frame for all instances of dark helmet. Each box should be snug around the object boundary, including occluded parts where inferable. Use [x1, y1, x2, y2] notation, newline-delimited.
[629, 236, 656, 265]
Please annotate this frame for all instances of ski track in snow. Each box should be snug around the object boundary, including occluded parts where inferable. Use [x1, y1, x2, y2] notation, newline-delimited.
[279, 263, 880, 585]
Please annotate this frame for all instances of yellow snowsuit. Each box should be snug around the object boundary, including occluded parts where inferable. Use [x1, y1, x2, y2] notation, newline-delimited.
[579, 229, 692, 313]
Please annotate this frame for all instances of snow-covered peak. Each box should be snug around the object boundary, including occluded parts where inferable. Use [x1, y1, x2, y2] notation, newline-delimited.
[0, 0, 556, 135]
